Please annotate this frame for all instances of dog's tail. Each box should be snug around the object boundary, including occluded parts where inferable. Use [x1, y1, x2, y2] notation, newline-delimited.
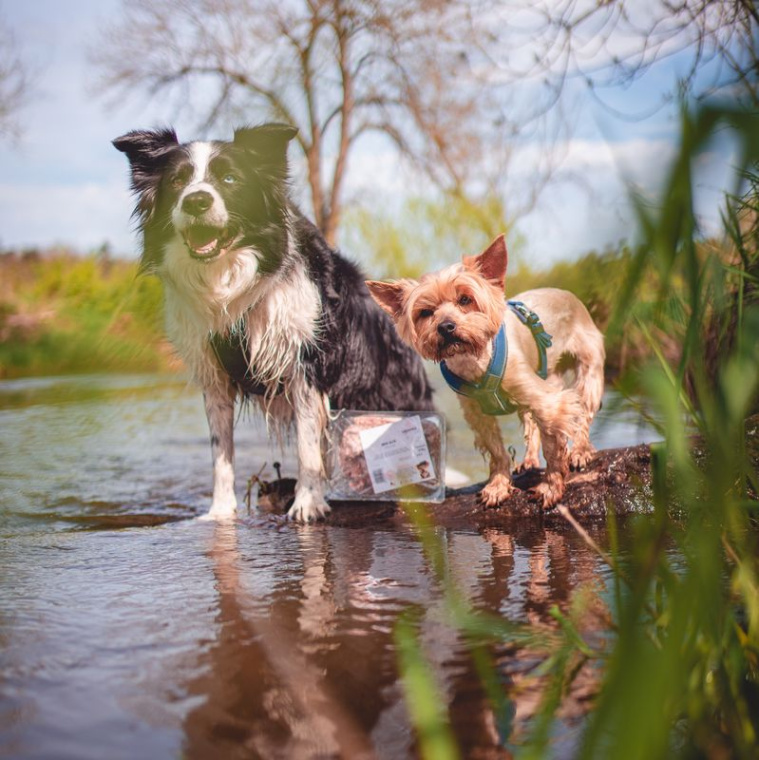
[567, 325, 606, 420]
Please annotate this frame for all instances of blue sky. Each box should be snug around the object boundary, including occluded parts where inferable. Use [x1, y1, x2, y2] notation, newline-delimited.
[0, 0, 186, 257]
[0, 0, 735, 268]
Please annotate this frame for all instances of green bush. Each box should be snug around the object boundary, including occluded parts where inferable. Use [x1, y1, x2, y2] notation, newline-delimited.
[0, 250, 169, 379]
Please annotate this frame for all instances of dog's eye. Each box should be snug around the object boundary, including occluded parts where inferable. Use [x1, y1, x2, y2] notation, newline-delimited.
[171, 167, 191, 189]
[419, 308, 434, 319]
[458, 295, 472, 306]
[222, 174, 237, 184]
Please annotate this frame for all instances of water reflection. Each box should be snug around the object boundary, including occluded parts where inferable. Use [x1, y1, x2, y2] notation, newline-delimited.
[169, 518, 613, 759]
[0, 375, 653, 759]
[183, 523, 377, 759]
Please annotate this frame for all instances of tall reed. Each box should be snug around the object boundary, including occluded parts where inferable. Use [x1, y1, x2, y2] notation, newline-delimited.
[395, 103, 759, 759]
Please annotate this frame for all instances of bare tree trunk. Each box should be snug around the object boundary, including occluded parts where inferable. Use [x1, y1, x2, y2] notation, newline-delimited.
[306, 141, 327, 236]
[323, 8, 353, 247]
[298, 9, 328, 238]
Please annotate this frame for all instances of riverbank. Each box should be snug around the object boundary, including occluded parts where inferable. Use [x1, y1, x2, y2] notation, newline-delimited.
[0, 243, 700, 381]
[0, 248, 173, 378]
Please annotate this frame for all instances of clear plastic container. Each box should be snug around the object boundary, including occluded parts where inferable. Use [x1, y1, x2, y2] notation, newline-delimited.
[327, 410, 446, 503]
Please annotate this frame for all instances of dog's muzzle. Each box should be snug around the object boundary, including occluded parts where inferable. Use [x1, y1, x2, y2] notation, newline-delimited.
[436, 320, 466, 359]
[182, 190, 214, 217]
[182, 224, 238, 260]
[179, 191, 238, 261]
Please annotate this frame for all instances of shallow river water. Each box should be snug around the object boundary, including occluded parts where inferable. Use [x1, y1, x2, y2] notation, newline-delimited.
[0, 374, 658, 759]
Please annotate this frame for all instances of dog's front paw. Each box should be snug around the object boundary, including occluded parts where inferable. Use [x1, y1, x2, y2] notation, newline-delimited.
[515, 455, 541, 473]
[199, 496, 238, 521]
[569, 446, 595, 471]
[287, 489, 332, 523]
[479, 474, 515, 508]
[533, 477, 565, 509]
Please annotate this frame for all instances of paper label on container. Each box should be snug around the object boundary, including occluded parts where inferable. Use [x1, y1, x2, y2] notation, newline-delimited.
[358, 415, 436, 494]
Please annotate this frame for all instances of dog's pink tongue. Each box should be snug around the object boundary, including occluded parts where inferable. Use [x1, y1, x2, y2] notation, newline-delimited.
[187, 225, 219, 254]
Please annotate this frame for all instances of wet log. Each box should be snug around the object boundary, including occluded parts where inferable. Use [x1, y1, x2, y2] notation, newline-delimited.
[255, 443, 655, 528]
[254, 410, 759, 527]
[421, 443, 655, 529]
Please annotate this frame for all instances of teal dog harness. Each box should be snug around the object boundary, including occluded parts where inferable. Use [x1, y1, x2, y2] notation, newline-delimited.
[440, 300, 553, 415]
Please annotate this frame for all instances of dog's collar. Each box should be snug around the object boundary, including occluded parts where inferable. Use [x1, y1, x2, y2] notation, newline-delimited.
[440, 301, 553, 416]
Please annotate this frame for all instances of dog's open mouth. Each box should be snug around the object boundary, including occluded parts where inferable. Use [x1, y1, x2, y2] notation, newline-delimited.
[437, 334, 466, 360]
[183, 225, 238, 260]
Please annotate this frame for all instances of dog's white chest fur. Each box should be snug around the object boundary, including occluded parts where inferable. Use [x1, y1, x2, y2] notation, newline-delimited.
[160, 245, 320, 389]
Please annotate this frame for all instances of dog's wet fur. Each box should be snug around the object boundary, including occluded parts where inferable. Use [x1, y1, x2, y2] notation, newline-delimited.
[114, 123, 433, 522]
[368, 236, 605, 509]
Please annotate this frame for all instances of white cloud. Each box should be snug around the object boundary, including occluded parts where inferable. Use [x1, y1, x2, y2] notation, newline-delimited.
[344, 144, 426, 205]
[0, 180, 137, 255]
[513, 132, 735, 266]
[511, 136, 675, 265]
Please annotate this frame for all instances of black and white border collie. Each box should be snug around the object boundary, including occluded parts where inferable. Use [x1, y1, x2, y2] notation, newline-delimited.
[114, 123, 434, 522]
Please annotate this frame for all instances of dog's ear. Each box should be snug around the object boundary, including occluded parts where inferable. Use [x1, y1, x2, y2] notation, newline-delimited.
[234, 123, 299, 164]
[366, 280, 415, 320]
[462, 234, 508, 289]
[112, 128, 179, 169]
[113, 129, 179, 225]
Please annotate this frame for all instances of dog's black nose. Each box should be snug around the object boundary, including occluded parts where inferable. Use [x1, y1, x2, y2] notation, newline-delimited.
[182, 191, 213, 217]
[438, 320, 457, 336]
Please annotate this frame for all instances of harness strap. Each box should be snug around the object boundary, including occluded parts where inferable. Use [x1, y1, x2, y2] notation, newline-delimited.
[209, 327, 283, 398]
[440, 323, 516, 415]
[507, 300, 552, 380]
[440, 301, 553, 416]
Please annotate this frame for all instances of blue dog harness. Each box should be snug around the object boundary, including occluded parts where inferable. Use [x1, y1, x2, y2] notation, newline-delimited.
[440, 301, 553, 415]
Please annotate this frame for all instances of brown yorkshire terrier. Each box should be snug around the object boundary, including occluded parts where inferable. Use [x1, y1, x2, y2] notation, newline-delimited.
[367, 235, 605, 508]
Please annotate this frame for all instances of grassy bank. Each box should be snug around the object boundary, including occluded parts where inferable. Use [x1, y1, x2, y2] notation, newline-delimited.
[0, 248, 173, 379]
[0, 222, 743, 383]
